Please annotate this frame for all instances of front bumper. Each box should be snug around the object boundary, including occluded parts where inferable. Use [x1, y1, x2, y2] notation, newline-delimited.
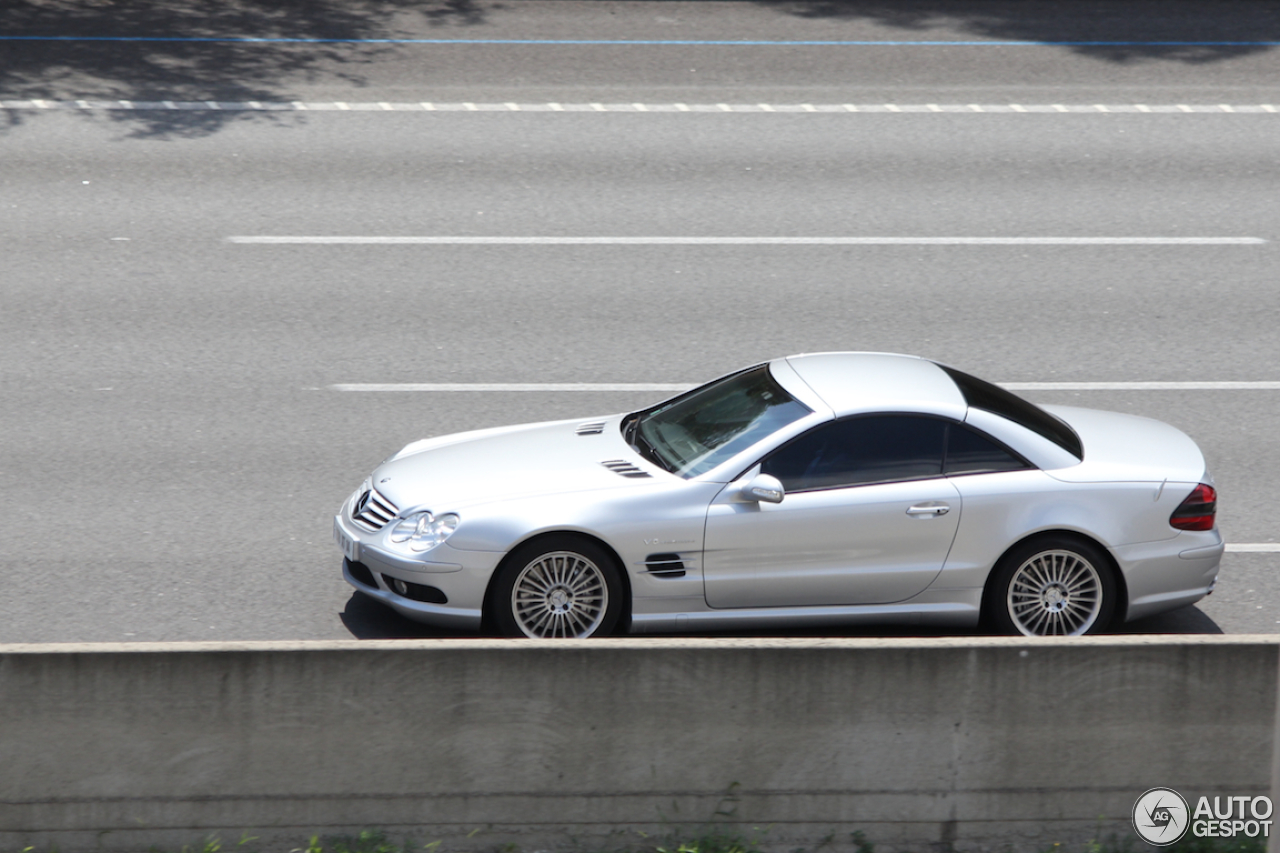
[333, 511, 501, 631]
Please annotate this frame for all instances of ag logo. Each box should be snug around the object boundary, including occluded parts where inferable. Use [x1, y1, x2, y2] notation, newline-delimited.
[1134, 787, 1191, 846]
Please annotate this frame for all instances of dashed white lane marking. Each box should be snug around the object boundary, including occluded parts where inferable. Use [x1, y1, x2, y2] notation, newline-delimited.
[332, 383, 691, 392]
[332, 381, 1280, 392]
[330, 378, 1275, 552]
[331, 381, 1277, 551]
[231, 236, 1266, 245]
[4, 99, 1280, 113]
[1006, 381, 1280, 390]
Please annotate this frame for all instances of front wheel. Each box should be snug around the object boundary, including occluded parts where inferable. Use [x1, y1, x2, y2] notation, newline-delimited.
[491, 537, 624, 638]
[986, 536, 1118, 636]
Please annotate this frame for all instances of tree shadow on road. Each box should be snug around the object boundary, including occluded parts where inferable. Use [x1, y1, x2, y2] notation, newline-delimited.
[0, 0, 498, 138]
[753, 0, 1280, 64]
[5, 0, 1276, 139]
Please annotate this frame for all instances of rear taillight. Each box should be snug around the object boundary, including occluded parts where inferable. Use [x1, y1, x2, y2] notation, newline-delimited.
[1170, 483, 1217, 531]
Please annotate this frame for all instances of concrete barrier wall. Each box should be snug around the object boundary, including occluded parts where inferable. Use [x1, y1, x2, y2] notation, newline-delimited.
[2, 637, 1276, 853]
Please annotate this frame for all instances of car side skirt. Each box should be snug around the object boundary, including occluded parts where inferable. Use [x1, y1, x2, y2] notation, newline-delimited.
[628, 589, 982, 634]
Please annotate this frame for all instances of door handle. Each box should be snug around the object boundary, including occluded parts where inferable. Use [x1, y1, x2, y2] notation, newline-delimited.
[906, 503, 950, 517]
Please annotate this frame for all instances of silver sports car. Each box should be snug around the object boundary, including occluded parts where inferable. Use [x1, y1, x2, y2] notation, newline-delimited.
[333, 353, 1221, 638]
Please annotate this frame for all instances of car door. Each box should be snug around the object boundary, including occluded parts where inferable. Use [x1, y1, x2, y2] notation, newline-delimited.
[702, 414, 962, 608]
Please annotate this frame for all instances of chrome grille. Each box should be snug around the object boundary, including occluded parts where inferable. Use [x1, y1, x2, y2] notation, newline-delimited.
[352, 487, 399, 532]
[601, 459, 651, 479]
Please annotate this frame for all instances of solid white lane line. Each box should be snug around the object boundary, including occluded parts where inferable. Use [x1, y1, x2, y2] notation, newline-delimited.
[1227, 544, 1280, 552]
[332, 381, 1280, 392]
[231, 236, 1266, 245]
[6, 100, 1280, 113]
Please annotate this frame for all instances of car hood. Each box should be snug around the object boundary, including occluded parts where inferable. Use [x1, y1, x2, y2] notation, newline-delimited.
[368, 415, 662, 512]
[1041, 405, 1208, 484]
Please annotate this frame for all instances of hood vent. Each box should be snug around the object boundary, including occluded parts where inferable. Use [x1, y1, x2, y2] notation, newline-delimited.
[601, 459, 651, 479]
[576, 421, 607, 436]
[642, 553, 686, 578]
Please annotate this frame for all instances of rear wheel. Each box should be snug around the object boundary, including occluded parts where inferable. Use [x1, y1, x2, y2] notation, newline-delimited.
[491, 537, 624, 638]
[987, 536, 1117, 636]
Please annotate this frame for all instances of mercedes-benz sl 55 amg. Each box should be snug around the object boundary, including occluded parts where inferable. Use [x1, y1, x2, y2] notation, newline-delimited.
[333, 353, 1221, 638]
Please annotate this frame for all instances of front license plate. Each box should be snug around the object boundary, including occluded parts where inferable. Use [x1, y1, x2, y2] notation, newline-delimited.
[333, 518, 360, 563]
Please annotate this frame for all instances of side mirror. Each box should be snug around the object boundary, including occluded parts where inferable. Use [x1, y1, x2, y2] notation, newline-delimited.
[743, 473, 785, 504]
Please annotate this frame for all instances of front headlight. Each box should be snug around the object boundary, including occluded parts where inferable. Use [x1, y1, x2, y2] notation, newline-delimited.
[388, 511, 459, 552]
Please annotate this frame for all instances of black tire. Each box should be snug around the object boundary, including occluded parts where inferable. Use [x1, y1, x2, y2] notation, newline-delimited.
[490, 536, 625, 638]
[985, 535, 1118, 636]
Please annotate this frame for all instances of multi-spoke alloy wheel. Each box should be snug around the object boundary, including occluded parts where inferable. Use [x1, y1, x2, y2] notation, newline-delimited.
[988, 537, 1117, 636]
[492, 537, 624, 639]
[1007, 550, 1103, 635]
[511, 551, 608, 638]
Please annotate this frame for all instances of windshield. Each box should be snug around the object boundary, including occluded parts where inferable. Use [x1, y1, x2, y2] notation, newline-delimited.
[627, 365, 812, 477]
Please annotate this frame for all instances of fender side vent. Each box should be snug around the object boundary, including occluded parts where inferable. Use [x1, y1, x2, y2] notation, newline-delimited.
[601, 459, 651, 478]
[576, 421, 607, 435]
[642, 553, 686, 578]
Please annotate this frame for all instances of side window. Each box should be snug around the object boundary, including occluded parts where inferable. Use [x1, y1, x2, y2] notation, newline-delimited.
[945, 423, 1030, 475]
[762, 415, 947, 492]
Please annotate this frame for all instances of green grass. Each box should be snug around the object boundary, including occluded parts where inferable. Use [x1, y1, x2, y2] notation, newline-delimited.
[650, 831, 768, 853]
[292, 830, 438, 853]
[1041, 831, 1267, 853]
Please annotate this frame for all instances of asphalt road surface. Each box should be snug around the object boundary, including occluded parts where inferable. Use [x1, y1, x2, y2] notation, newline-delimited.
[3, 0, 1279, 642]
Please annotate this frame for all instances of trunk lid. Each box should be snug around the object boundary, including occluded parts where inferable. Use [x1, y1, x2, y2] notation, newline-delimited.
[1041, 405, 1208, 484]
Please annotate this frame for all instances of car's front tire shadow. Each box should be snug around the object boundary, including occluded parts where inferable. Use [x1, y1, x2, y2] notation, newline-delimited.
[338, 591, 478, 639]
